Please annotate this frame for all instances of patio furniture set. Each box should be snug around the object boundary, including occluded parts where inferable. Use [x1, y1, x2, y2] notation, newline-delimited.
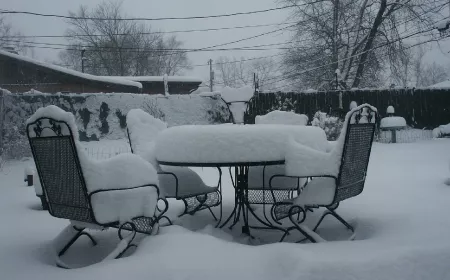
[27, 103, 378, 268]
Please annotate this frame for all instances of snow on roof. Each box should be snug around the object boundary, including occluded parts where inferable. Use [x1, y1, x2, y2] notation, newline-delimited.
[102, 76, 203, 83]
[428, 80, 450, 89]
[0, 49, 142, 89]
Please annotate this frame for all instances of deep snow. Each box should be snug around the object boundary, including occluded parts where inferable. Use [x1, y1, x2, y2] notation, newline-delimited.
[2, 139, 450, 279]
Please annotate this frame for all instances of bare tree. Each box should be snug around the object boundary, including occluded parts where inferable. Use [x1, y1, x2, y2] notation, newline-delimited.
[418, 62, 449, 87]
[215, 56, 279, 90]
[390, 44, 448, 87]
[0, 16, 29, 54]
[59, 1, 191, 76]
[281, 0, 447, 90]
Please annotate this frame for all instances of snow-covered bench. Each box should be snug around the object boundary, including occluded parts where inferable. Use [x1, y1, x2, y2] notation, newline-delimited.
[126, 109, 221, 224]
[26, 106, 168, 268]
[271, 104, 378, 243]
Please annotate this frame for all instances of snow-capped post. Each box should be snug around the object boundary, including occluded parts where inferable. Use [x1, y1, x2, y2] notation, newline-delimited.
[387, 105, 395, 117]
[163, 74, 169, 96]
[0, 89, 4, 156]
[350, 101, 358, 110]
[24, 165, 34, 187]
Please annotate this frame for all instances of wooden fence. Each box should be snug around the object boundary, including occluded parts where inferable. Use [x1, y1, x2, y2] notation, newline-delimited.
[244, 88, 450, 128]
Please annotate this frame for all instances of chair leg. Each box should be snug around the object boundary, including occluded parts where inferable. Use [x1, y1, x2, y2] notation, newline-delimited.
[57, 226, 97, 257]
[312, 206, 354, 236]
[287, 206, 322, 243]
[206, 206, 217, 222]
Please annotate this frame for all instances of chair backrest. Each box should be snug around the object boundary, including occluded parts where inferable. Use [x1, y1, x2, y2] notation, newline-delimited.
[334, 105, 377, 203]
[27, 118, 94, 223]
[255, 110, 308, 126]
[126, 109, 167, 154]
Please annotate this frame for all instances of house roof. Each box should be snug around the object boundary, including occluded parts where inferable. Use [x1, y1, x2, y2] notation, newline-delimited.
[428, 80, 450, 88]
[0, 49, 143, 89]
[102, 76, 203, 83]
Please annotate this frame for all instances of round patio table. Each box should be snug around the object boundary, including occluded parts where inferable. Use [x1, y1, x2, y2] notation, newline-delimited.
[154, 124, 330, 236]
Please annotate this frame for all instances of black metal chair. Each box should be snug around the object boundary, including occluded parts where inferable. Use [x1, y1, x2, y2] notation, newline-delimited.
[126, 109, 222, 225]
[246, 111, 310, 226]
[270, 105, 378, 243]
[26, 107, 168, 268]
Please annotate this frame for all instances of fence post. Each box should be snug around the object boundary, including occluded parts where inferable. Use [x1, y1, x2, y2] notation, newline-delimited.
[0, 89, 4, 156]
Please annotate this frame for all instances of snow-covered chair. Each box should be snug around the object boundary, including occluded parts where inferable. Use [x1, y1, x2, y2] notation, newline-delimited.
[126, 109, 222, 223]
[255, 110, 308, 126]
[271, 104, 378, 243]
[246, 111, 308, 225]
[26, 106, 168, 268]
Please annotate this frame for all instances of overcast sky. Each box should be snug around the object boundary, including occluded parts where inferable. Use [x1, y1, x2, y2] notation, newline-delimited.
[2, 0, 450, 84]
[1, 0, 294, 82]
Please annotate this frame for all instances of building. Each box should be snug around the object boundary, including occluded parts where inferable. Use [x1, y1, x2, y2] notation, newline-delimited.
[101, 76, 203, 95]
[0, 49, 203, 94]
[0, 49, 142, 93]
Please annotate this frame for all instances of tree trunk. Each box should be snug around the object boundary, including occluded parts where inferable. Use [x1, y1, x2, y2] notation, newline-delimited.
[352, 0, 387, 88]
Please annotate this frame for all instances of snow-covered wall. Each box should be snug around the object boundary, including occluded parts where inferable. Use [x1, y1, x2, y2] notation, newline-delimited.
[1, 91, 230, 158]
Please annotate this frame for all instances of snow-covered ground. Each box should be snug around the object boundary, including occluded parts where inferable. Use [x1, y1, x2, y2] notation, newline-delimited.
[2, 139, 450, 279]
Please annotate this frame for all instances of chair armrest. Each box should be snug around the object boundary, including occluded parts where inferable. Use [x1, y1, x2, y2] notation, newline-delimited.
[156, 197, 170, 221]
[81, 153, 159, 194]
[88, 183, 160, 199]
[285, 138, 340, 178]
[157, 171, 179, 198]
[269, 175, 337, 190]
[88, 184, 161, 224]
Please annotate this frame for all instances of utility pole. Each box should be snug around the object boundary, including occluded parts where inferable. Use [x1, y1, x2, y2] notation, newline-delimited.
[332, 0, 339, 76]
[81, 47, 86, 73]
[208, 59, 214, 92]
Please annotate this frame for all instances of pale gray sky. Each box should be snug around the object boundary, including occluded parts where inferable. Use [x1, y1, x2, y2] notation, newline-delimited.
[1, 0, 293, 82]
[2, 0, 450, 85]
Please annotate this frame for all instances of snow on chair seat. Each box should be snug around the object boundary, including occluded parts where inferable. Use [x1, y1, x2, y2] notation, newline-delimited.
[26, 105, 168, 268]
[271, 104, 378, 243]
[126, 109, 222, 223]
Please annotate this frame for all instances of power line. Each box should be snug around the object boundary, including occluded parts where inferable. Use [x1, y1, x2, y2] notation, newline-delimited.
[0, 23, 297, 55]
[0, 2, 325, 21]
[3, 22, 297, 39]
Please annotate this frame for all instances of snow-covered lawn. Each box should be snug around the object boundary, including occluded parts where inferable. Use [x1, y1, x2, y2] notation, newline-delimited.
[2, 139, 450, 279]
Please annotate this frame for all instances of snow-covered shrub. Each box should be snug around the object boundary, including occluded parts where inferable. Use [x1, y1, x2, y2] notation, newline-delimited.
[432, 124, 450, 138]
[1, 122, 31, 160]
[311, 111, 344, 141]
[99, 102, 110, 135]
[143, 99, 165, 121]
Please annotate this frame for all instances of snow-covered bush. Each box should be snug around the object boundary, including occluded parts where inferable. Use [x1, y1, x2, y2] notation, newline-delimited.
[143, 99, 165, 121]
[432, 124, 450, 138]
[311, 111, 344, 141]
[0, 92, 231, 157]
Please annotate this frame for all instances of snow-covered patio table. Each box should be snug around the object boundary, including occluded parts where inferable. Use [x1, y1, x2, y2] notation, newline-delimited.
[155, 124, 329, 236]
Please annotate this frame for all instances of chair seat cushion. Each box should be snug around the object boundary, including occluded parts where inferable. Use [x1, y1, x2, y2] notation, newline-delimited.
[293, 177, 336, 206]
[248, 165, 303, 190]
[159, 166, 218, 198]
[90, 184, 159, 224]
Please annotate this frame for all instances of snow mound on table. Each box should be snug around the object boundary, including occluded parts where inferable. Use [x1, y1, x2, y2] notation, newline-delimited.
[155, 124, 329, 164]
[380, 117, 406, 128]
[28, 105, 159, 224]
[255, 110, 308, 125]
